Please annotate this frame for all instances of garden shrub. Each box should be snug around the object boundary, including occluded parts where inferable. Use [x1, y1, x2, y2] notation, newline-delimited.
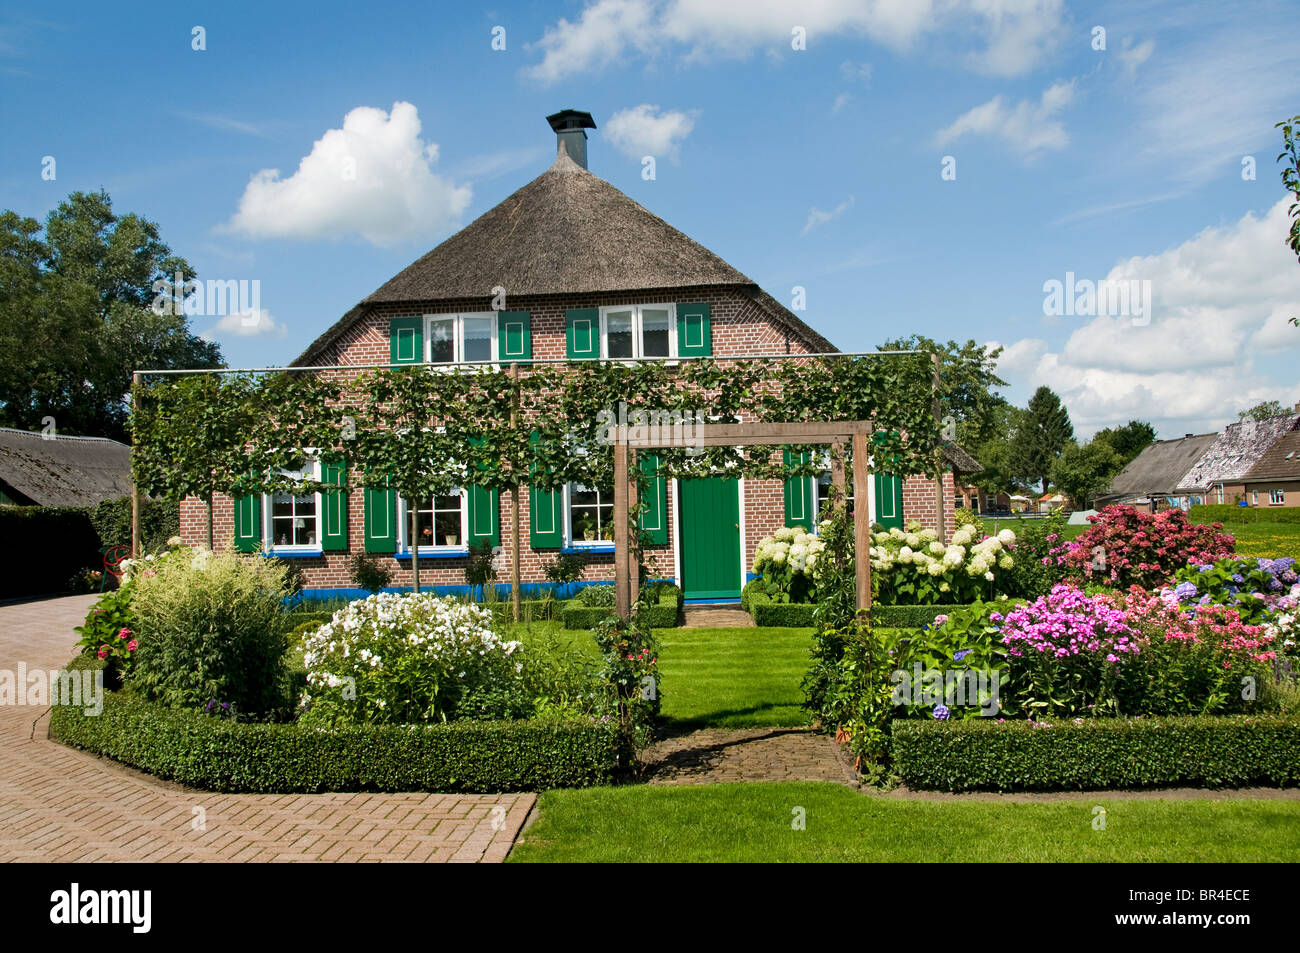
[1164, 556, 1297, 625]
[871, 603, 985, 629]
[562, 585, 679, 629]
[88, 496, 179, 554]
[891, 715, 1300, 791]
[129, 548, 294, 716]
[349, 551, 393, 594]
[578, 584, 616, 607]
[299, 592, 527, 725]
[1189, 504, 1300, 525]
[1048, 504, 1234, 590]
[543, 551, 587, 598]
[592, 604, 662, 758]
[888, 601, 1016, 719]
[73, 585, 139, 681]
[954, 506, 986, 538]
[49, 678, 618, 793]
[868, 519, 1016, 605]
[751, 526, 825, 603]
[1001, 509, 1071, 599]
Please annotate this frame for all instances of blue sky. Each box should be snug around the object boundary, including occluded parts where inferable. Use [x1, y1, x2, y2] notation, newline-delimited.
[3, 0, 1298, 439]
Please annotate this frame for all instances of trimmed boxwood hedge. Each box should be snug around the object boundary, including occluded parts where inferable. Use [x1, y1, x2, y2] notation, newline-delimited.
[741, 580, 977, 629]
[1189, 504, 1300, 525]
[49, 688, 619, 793]
[892, 715, 1300, 792]
[561, 584, 681, 629]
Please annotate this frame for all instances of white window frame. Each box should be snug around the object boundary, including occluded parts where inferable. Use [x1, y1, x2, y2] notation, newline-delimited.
[263, 457, 323, 555]
[564, 482, 616, 548]
[1270, 488, 1285, 505]
[810, 450, 858, 530]
[598, 304, 677, 360]
[398, 489, 470, 555]
[423, 312, 498, 367]
[1252, 490, 1260, 505]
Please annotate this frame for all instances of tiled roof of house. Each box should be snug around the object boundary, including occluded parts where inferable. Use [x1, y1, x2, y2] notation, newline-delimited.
[1242, 429, 1300, 483]
[1098, 432, 1219, 501]
[0, 427, 131, 508]
[292, 143, 836, 366]
[1175, 415, 1300, 492]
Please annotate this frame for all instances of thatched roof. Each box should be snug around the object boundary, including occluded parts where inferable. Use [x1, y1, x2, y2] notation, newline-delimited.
[292, 143, 836, 365]
[1098, 432, 1219, 501]
[0, 428, 131, 508]
[1176, 415, 1300, 492]
[1243, 429, 1300, 482]
[943, 443, 981, 474]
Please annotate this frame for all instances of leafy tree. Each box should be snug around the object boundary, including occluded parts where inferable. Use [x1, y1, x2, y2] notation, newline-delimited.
[1009, 386, 1074, 490]
[968, 402, 1025, 494]
[1050, 440, 1121, 509]
[879, 335, 1008, 445]
[1238, 400, 1288, 422]
[1279, 114, 1300, 266]
[1091, 419, 1156, 466]
[0, 191, 221, 440]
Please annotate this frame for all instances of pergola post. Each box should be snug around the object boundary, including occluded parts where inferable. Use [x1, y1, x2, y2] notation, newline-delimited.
[852, 431, 872, 620]
[613, 437, 630, 620]
[932, 351, 946, 544]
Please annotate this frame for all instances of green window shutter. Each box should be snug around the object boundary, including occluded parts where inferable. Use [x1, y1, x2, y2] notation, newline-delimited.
[321, 459, 349, 552]
[389, 316, 423, 365]
[637, 453, 668, 544]
[233, 491, 262, 552]
[565, 308, 599, 359]
[528, 483, 563, 548]
[363, 480, 398, 554]
[467, 485, 500, 547]
[676, 302, 712, 357]
[783, 449, 813, 530]
[497, 310, 532, 362]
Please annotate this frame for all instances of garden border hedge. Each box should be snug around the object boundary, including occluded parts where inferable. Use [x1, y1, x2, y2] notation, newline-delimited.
[891, 715, 1300, 792]
[561, 585, 681, 629]
[1188, 504, 1300, 525]
[49, 685, 619, 793]
[741, 580, 979, 629]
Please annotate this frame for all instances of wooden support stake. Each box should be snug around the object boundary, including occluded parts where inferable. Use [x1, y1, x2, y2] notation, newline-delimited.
[852, 432, 871, 621]
[613, 438, 630, 621]
[629, 449, 640, 608]
[509, 363, 521, 623]
[130, 372, 141, 558]
[932, 351, 946, 544]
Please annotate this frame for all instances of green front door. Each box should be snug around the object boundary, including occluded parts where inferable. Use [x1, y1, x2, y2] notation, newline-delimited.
[873, 473, 904, 529]
[679, 477, 741, 600]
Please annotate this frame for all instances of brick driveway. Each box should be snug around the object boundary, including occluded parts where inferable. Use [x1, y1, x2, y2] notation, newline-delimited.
[0, 595, 533, 862]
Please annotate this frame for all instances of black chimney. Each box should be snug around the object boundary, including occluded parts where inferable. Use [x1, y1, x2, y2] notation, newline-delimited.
[547, 109, 596, 170]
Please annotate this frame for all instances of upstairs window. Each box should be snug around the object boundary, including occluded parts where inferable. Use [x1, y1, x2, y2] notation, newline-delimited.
[425, 313, 496, 364]
[600, 305, 674, 359]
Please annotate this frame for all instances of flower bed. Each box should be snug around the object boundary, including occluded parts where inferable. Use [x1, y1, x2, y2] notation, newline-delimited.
[1162, 556, 1298, 625]
[892, 715, 1300, 791]
[869, 521, 1016, 605]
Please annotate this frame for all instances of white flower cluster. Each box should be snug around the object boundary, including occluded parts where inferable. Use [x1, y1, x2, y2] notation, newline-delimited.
[300, 592, 520, 701]
[753, 526, 827, 577]
[869, 520, 1015, 583]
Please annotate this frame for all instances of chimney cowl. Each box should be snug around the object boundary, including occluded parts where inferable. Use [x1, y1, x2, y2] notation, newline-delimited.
[547, 109, 596, 170]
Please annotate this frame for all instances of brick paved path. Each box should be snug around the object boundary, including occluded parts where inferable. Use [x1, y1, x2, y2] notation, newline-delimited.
[0, 595, 532, 862]
[642, 727, 858, 786]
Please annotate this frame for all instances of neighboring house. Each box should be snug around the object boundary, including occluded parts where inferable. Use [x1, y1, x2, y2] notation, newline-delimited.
[1240, 429, 1300, 507]
[1097, 432, 1219, 511]
[1176, 412, 1300, 505]
[180, 110, 970, 600]
[1036, 493, 1068, 513]
[1008, 494, 1031, 513]
[0, 427, 132, 507]
[952, 481, 1011, 514]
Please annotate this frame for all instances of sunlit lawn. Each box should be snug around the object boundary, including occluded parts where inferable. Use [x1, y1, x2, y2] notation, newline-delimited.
[509, 782, 1300, 862]
[1217, 523, 1300, 561]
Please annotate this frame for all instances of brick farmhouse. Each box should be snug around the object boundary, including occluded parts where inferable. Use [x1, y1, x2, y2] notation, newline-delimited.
[180, 111, 971, 600]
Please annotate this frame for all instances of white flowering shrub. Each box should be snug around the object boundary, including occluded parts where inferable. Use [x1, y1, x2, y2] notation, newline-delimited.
[299, 593, 527, 725]
[752, 526, 827, 602]
[870, 520, 1016, 605]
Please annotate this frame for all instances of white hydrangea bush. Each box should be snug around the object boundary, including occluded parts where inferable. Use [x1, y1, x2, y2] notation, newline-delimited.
[870, 520, 1016, 605]
[298, 592, 524, 725]
[751, 526, 827, 602]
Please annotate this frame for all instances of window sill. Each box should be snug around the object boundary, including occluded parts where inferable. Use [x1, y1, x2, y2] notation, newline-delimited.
[262, 548, 323, 558]
[564, 543, 615, 554]
[396, 548, 470, 560]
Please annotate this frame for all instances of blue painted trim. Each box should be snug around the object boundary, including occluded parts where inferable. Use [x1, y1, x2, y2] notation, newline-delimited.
[745, 572, 758, 582]
[562, 544, 615, 554]
[289, 577, 680, 605]
[394, 548, 469, 561]
[684, 597, 742, 606]
[261, 548, 323, 558]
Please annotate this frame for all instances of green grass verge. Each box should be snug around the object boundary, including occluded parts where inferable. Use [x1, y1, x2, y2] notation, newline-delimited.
[508, 781, 1300, 862]
[656, 626, 813, 728]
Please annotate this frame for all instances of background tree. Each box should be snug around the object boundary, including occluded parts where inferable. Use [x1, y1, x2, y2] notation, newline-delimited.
[1009, 386, 1074, 490]
[1238, 400, 1288, 422]
[0, 191, 222, 440]
[879, 335, 1008, 445]
[1050, 439, 1121, 509]
[1091, 419, 1156, 466]
[968, 401, 1025, 495]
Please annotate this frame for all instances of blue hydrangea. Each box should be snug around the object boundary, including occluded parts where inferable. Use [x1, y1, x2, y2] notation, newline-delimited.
[953, 649, 971, 661]
[1174, 581, 1198, 601]
[933, 705, 951, 721]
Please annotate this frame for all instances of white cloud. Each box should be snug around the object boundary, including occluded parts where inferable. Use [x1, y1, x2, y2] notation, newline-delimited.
[1114, 37, 1154, 79]
[935, 79, 1076, 156]
[832, 92, 853, 114]
[200, 309, 287, 340]
[526, 0, 1065, 83]
[604, 105, 697, 161]
[222, 101, 472, 247]
[839, 59, 872, 84]
[993, 196, 1300, 436]
[803, 195, 854, 235]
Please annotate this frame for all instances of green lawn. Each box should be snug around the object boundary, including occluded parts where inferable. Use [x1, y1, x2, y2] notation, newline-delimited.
[656, 626, 813, 728]
[1218, 522, 1300, 560]
[509, 781, 1300, 862]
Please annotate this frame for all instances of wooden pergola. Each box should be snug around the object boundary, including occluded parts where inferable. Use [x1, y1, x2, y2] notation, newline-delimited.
[609, 420, 880, 621]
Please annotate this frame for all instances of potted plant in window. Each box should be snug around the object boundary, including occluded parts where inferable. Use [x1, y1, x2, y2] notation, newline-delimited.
[575, 514, 595, 541]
